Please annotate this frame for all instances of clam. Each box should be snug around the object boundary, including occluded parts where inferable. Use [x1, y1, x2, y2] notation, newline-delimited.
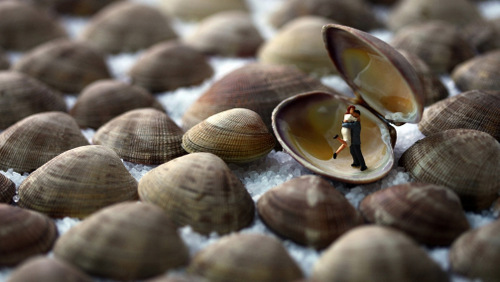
[463, 20, 500, 54]
[0, 71, 66, 130]
[418, 90, 500, 141]
[184, 11, 263, 57]
[93, 108, 185, 165]
[449, 220, 500, 281]
[13, 39, 111, 94]
[257, 174, 362, 249]
[451, 50, 500, 92]
[0, 111, 89, 173]
[160, 0, 248, 21]
[181, 62, 332, 131]
[53, 202, 189, 280]
[129, 41, 214, 93]
[6, 256, 93, 282]
[387, 0, 483, 31]
[187, 233, 303, 281]
[493, 197, 500, 217]
[69, 79, 164, 129]
[0, 204, 58, 267]
[269, 0, 382, 31]
[182, 108, 275, 163]
[138, 152, 254, 235]
[258, 16, 338, 76]
[272, 24, 424, 184]
[0, 173, 15, 204]
[399, 129, 500, 211]
[18, 145, 138, 218]
[359, 182, 470, 246]
[81, 1, 178, 54]
[311, 225, 449, 282]
[390, 21, 476, 74]
[0, 48, 9, 69]
[0, 1, 66, 51]
[45, 0, 123, 16]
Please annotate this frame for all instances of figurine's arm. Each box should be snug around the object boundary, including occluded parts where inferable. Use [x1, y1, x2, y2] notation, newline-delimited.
[342, 121, 359, 128]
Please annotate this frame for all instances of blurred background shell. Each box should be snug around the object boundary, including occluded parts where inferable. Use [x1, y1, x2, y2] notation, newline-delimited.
[451, 50, 500, 92]
[187, 233, 303, 281]
[6, 256, 93, 282]
[449, 220, 500, 281]
[0, 1, 66, 51]
[160, 0, 248, 21]
[0, 71, 66, 130]
[18, 145, 138, 218]
[257, 175, 362, 249]
[0, 48, 9, 69]
[184, 11, 263, 57]
[53, 202, 189, 280]
[391, 21, 476, 74]
[181, 108, 275, 163]
[359, 182, 470, 246]
[29, 0, 124, 16]
[81, 1, 178, 54]
[418, 90, 500, 141]
[69, 79, 164, 129]
[399, 129, 500, 211]
[462, 20, 500, 54]
[181, 63, 332, 131]
[138, 152, 254, 235]
[311, 226, 449, 282]
[0, 112, 89, 173]
[258, 16, 337, 76]
[0, 173, 15, 204]
[129, 41, 214, 93]
[93, 108, 185, 165]
[0, 204, 58, 267]
[269, 0, 382, 31]
[13, 39, 111, 94]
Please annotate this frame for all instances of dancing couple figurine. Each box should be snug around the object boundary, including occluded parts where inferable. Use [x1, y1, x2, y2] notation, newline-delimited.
[333, 105, 367, 171]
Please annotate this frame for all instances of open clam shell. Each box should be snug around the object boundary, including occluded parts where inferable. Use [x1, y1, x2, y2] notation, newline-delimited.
[18, 145, 138, 218]
[257, 174, 362, 249]
[161, 0, 248, 21]
[187, 233, 303, 281]
[0, 111, 89, 173]
[138, 152, 254, 235]
[7, 256, 93, 282]
[53, 202, 189, 280]
[399, 129, 500, 211]
[93, 108, 185, 165]
[0, 173, 15, 204]
[182, 108, 275, 163]
[311, 225, 449, 282]
[451, 50, 500, 92]
[0, 204, 58, 267]
[359, 182, 470, 246]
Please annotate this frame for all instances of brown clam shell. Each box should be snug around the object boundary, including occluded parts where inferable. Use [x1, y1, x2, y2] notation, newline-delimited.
[69, 79, 164, 129]
[6, 256, 93, 282]
[50, 0, 122, 16]
[13, 39, 111, 94]
[311, 226, 449, 282]
[81, 1, 178, 54]
[53, 202, 189, 280]
[418, 90, 500, 141]
[449, 220, 500, 281]
[451, 50, 500, 92]
[138, 152, 254, 235]
[0, 71, 66, 130]
[257, 174, 362, 249]
[0, 111, 90, 173]
[93, 108, 185, 165]
[182, 108, 275, 163]
[0, 1, 66, 51]
[129, 41, 214, 93]
[258, 16, 338, 76]
[18, 145, 138, 218]
[0, 48, 9, 69]
[359, 182, 470, 246]
[184, 11, 263, 57]
[181, 63, 332, 131]
[0, 173, 15, 204]
[187, 233, 303, 281]
[463, 20, 500, 54]
[161, 0, 248, 21]
[399, 129, 500, 211]
[0, 204, 58, 267]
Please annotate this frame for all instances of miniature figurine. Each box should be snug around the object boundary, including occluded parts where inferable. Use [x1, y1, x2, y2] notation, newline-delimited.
[333, 106, 367, 171]
[333, 105, 357, 159]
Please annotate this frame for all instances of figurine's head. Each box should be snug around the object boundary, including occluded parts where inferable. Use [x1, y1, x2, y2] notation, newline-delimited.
[346, 105, 356, 114]
[352, 109, 361, 118]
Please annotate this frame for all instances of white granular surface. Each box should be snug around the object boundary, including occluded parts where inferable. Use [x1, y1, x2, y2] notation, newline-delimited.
[1, 0, 499, 281]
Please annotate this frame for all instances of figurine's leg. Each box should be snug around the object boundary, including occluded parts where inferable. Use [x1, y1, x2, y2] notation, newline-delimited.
[353, 145, 367, 171]
[350, 145, 360, 167]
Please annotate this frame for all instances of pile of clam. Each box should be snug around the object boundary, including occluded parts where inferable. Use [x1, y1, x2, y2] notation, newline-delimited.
[0, 0, 499, 281]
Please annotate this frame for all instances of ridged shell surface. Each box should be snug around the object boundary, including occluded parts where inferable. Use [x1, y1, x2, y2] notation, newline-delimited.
[161, 0, 248, 21]
[451, 50, 500, 92]
[0, 173, 15, 204]
[18, 145, 138, 218]
[6, 256, 93, 282]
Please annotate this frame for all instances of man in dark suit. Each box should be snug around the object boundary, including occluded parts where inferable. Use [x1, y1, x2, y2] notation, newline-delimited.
[341, 110, 367, 171]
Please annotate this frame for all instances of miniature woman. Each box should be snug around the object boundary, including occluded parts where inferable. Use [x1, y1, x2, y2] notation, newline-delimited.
[333, 105, 357, 159]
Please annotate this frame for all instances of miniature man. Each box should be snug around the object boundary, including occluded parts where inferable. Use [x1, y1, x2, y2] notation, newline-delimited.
[333, 106, 367, 171]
